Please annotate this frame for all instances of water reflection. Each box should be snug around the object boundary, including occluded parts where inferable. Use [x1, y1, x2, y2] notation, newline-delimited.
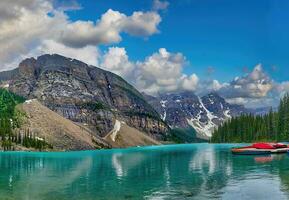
[0, 145, 288, 199]
[0, 153, 93, 199]
[253, 154, 285, 163]
[112, 153, 125, 178]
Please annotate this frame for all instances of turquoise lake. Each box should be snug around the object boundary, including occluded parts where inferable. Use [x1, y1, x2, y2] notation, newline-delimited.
[1, 144, 289, 200]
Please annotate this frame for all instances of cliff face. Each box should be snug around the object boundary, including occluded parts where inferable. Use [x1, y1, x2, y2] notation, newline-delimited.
[145, 92, 249, 138]
[5, 54, 169, 141]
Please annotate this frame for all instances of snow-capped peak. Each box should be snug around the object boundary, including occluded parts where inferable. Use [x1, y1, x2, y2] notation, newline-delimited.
[145, 91, 248, 139]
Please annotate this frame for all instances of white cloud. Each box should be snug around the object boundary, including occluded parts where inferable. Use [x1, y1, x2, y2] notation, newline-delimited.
[1, 1, 288, 110]
[218, 64, 273, 99]
[153, 0, 169, 11]
[181, 74, 199, 91]
[0, 1, 162, 71]
[40, 40, 100, 66]
[122, 11, 161, 37]
[226, 97, 248, 105]
[0, 0, 62, 69]
[198, 64, 288, 108]
[194, 79, 229, 97]
[100, 47, 199, 95]
[53, 0, 82, 11]
[226, 96, 278, 108]
[0, 0, 197, 97]
[276, 81, 289, 94]
[100, 47, 134, 77]
[192, 64, 285, 108]
[57, 9, 161, 48]
[135, 48, 199, 95]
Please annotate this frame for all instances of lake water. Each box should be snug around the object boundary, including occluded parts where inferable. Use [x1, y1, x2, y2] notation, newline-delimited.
[0, 144, 289, 200]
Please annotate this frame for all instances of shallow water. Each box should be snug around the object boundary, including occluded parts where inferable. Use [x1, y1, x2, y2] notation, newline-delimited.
[0, 144, 289, 200]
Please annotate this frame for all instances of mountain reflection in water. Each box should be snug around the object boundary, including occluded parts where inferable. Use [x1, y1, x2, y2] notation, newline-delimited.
[0, 144, 288, 200]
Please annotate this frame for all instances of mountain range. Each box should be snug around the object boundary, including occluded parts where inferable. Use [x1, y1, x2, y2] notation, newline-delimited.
[0, 54, 265, 150]
[144, 92, 249, 139]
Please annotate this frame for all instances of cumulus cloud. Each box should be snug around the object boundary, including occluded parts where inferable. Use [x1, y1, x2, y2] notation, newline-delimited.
[199, 64, 289, 108]
[59, 9, 161, 48]
[2, 0, 288, 109]
[181, 74, 199, 91]
[0, 0, 61, 68]
[135, 48, 199, 95]
[100, 48, 199, 95]
[122, 11, 161, 37]
[206, 80, 227, 91]
[218, 64, 273, 99]
[193, 64, 286, 108]
[0, 0, 162, 70]
[0, 0, 46, 20]
[0, 0, 198, 97]
[100, 47, 134, 77]
[1, 0, 197, 97]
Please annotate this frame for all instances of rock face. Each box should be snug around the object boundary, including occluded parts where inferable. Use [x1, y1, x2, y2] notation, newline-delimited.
[145, 92, 249, 138]
[18, 99, 110, 151]
[3, 54, 169, 141]
[0, 68, 18, 81]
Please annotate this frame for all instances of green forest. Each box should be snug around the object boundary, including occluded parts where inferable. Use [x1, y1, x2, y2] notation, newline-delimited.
[211, 93, 289, 143]
[0, 88, 50, 150]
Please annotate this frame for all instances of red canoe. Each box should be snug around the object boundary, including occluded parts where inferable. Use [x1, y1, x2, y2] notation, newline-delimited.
[231, 143, 289, 155]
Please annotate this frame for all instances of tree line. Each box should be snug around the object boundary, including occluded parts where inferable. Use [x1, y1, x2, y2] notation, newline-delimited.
[211, 93, 289, 143]
[0, 88, 51, 151]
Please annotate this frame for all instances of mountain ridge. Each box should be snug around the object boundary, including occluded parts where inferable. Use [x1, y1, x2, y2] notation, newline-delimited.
[0, 54, 273, 148]
[145, 91, 250, 138]
[0, 54, 170, 146]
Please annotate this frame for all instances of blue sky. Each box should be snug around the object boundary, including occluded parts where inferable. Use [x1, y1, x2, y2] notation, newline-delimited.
[1, 0, 289, 107]
[66, 0, 289, 83]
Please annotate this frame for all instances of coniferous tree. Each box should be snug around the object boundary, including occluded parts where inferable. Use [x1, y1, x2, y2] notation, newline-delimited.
[211, 93, 289, 143]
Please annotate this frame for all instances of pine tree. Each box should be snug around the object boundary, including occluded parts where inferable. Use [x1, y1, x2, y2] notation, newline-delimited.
[211, 93, 289, 143]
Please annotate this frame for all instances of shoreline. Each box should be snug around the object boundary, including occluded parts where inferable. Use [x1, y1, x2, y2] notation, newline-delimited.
[3, 142, 285, 153]
[0, 143, 254, 154]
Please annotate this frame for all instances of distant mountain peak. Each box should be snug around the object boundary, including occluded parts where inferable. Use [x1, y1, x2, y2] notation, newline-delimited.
[145, 91, 249, 138]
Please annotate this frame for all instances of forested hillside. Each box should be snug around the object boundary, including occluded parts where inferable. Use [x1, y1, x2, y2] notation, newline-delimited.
[0, 89, 49, 150]
[211, 94, 289, 143]
[0, 88, 25, 129]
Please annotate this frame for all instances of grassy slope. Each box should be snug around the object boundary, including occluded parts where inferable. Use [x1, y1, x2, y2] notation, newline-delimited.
[18, 100, 111, 151]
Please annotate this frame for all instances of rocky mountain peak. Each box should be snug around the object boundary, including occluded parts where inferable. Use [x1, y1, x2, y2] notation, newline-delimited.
[1, 54, 170, 141]
[145, 91, 249, 139]
[19, 57, 37, 77]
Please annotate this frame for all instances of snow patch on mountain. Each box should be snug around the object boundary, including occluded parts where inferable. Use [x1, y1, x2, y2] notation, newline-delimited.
[224, 110, 231, 118]
[110, 120, 121, 142]
[160, 100, 167, 108]
[161, 111, 167, 121]
[187, 117, 215, 138]
[185, 97, 219, 137]
[198, 97, 218, 122]
[145, 92, 249, 139]
[220, 103, 223, 110]
[25, 99, 37, 104]
[160, 100, 168, 120]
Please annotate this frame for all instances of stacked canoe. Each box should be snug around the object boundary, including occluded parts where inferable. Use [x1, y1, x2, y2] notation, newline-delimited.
[231, 143, 289, 155]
